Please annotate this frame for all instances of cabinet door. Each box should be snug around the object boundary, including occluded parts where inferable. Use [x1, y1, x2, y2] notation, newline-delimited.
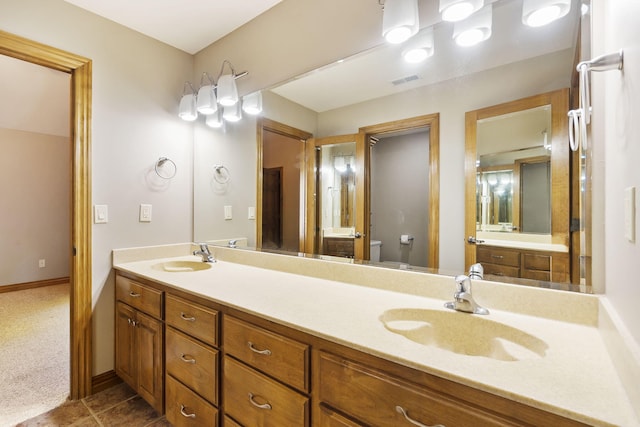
[136, 310, 164, 414]
[115, 302, 136, 388]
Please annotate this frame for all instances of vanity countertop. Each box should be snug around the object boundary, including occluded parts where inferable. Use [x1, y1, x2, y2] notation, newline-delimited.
[112, 247, 637, 427]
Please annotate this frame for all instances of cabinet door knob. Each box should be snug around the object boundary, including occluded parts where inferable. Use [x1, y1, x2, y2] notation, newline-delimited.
[248, 393, 272, 410]
[180, 404, 196, 418]
[395, 406, 444, 427]
[248, 341, 272, 356]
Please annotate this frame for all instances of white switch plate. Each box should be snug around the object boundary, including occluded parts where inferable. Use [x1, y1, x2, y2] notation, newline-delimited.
[39, 259, 46, 268]
[140, 204, 152, 222]
[624, 186, 636, 242]
[94, 204, 108, 224]
[248, 206, 256, 220]
[224, 205, 233, 220]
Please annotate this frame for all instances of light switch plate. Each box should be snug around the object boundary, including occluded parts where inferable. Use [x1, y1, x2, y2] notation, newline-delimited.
[94, 204, 108, 224]
[248, 206, 256, 220]
[140, 204, 152, 222]
[624, 187, 636, 242]
[224, 205, 233, 220]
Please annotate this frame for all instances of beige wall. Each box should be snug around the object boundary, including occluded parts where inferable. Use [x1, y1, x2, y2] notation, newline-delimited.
[0, 128, 70, 285]
[0, 0, 194, 374]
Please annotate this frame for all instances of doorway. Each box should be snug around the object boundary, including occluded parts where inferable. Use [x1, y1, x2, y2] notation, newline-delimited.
[0, 31, 93, 399]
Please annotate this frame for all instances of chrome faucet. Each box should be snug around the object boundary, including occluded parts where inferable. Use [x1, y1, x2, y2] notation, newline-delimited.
[228, 239, 238, 248]
[469, 263, 484, 280]
[444, 275, 489, 315]
[193, 243, 215, 263]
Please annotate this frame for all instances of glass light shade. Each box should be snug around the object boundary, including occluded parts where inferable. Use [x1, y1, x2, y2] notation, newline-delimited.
[522, 0, 571, 27]
[439, 0, 483, 22]
[402, 27, 434, 63]
[217, 74, 239, 106]
[453, 4, 492, 47]
[178, 93, 198, 121]
[196, 85, 217, 115]
[205, 109, 224, 128]
[382, 0, 419, 44]
[223, 103, 242, 122]
[242, 91, 263, 115]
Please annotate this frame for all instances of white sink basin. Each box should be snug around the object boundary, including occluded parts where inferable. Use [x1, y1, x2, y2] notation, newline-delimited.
[151, 260, 212, 272]
[380, 308, 548, 361]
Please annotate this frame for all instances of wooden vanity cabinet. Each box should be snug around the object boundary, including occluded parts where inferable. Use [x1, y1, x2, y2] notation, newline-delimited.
[115, 276, 164, 413]
[477, 245, 570, 283]
[165, 294, 220, 427]
[322, 237, 354, 258]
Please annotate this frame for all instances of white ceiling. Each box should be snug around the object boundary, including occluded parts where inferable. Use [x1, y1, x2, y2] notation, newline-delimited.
[63, 0, 282, 54]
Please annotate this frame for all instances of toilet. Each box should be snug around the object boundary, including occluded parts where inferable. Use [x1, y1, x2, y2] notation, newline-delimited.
[370, 240, 382, 262]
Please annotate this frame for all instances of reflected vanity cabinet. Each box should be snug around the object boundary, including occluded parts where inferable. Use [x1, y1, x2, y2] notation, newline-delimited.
[476, 245, 570, 282]
[115, 275, 164, 413]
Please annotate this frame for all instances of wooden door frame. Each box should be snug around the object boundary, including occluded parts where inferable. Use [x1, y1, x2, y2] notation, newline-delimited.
[0, 31, 93, 399]
[257, 118, 312, 251]
[360, 113, 440, 269]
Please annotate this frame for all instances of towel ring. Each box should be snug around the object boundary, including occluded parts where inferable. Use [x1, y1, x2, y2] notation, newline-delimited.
[155, 157, 177, 179]
[213, 165, 230, 184]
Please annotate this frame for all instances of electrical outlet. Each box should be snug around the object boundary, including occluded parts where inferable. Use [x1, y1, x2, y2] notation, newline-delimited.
[39, 259, 46, 268]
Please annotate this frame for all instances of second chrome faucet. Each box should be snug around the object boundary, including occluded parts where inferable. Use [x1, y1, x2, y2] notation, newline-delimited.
[444, 274, 489, 315]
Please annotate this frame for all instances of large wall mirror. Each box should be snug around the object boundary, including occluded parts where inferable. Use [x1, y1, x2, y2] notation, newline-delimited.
[193, 0, 592, 292]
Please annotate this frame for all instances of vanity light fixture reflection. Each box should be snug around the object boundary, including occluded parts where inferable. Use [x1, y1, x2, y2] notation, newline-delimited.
[453, 4, 492, 47]
[178, 82, 198, 121]
[223, 102, 243, 122]
[381, 0, 419, 44]
[205, 108, 224, 128]
[402, 27, 434, 63]
[242, 91, 263, 115]
[522, 0, 571, 27]
[439, 0, 484, 22]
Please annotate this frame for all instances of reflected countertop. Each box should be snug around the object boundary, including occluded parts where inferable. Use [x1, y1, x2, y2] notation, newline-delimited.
[112, 244, 637, 427]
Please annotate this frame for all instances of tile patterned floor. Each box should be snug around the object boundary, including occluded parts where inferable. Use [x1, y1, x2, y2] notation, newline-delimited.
[15, 383, 171, 427]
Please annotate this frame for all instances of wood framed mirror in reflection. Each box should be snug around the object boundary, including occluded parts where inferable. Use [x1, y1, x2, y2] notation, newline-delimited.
[193, 0, 592, 293]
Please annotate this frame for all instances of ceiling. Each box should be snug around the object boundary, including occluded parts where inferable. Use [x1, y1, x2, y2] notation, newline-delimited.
[63, 0, 282, 54]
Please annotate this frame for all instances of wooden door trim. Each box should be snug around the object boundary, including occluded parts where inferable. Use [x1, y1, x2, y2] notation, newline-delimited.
[360, 113, 440, 269]
[0, 30, 93, 399]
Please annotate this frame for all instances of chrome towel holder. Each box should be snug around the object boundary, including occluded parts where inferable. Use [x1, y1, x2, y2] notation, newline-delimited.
[213, 165, 231, 184]
[154, 157, 177, 179]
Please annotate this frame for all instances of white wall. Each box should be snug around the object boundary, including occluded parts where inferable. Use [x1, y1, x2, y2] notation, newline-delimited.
[593, 0, 640, 346]
[0, 0, 194, 374]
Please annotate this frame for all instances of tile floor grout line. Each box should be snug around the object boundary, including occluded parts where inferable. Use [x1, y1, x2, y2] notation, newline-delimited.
[80, 398, 105, 427]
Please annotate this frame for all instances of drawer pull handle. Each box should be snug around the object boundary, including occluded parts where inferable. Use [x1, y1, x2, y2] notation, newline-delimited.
[180, 354, 196, 364]
[248, 341, 272, 356]
[180, 312, 196, 322]
[491, 255, 504, 259]
[180, 404, 196, 419]
[493, 272, 504, 276]
[396, 406, 444, 427]
[129, 291, 141, 298]
[248, 393, 272, 410]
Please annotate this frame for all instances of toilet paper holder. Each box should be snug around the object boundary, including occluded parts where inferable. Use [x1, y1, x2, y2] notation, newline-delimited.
[399, 235, 414, 245]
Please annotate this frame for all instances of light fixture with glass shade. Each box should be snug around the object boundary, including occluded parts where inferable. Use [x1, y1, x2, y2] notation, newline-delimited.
[223, 102, 243, 122]
[205, 108, 224, 128]
[178, 82, 198, 121]
[196, 72, 217, 115]
[381, 0, 419, 44]
[217, 60, 241, 106]
[439, 0, 483, 22]
[402, 27, 434, 63]
[453, 4, 492, 47]
[242, 91, 263, 115]
[522, 0, 571, 27]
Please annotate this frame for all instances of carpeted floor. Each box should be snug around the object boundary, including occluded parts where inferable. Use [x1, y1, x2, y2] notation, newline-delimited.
[0, 283, 70, 427]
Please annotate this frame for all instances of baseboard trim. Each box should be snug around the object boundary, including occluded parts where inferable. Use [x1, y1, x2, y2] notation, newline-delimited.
[91, 370, 122, 394]
[0, 277, 70, 294]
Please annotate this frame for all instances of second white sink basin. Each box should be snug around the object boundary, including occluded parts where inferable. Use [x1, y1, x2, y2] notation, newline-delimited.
[151, 260, 212, 272]
[380, 308, 548, 361]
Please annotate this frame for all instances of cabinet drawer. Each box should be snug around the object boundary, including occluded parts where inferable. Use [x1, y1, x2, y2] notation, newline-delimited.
[483, 263, 520, 278]
[522, 253, 551, 271]
[318, 352, 513, 427]
[477, 246, 520, 267]
[166, 294, 219, 347]
[166, 327, 219, 405]
[223, 316, 309, 392]
[521, 269, 551, 281]
[223, 357, 309, 427]
[318, 404, 364, 427]
[223, 416, 242, 427]
[166, 374, 218, 427]
[116, 275, 162, 318]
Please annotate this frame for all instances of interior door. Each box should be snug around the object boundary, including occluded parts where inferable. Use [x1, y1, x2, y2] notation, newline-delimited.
[306, 133, 368, 260]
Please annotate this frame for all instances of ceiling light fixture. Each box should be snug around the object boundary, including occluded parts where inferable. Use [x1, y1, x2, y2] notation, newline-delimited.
[381, 0, 419, 44]
[178, 82, 198, 121]
[439, 0, 484, 22]
[522, 0, 571, 27]
[242, 91, 263, 115]
[402, 27, 434, 63]
[453, 4, 492, 47]
[196, 72, 217, 115]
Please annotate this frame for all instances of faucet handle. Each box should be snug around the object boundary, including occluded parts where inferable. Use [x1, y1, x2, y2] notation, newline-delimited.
[198, 243, 210, 253]
[454, 274, 472, 293]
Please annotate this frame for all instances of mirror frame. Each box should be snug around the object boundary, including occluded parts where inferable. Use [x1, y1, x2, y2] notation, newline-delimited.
[464, 88, 570, 274]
